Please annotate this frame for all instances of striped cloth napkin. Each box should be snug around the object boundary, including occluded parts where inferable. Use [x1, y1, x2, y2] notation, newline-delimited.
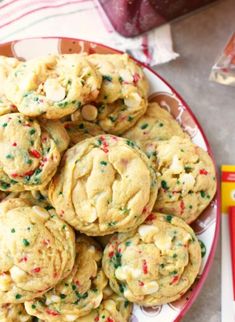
[0, 0, 179, 66]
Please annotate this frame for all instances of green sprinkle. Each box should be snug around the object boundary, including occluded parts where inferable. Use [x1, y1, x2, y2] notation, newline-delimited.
[126, 140, 135, 148]
[189, 205, 193, 209]
[6, 154, 14, 159]
[199, 240, 206, 257]
[125, 241, 131, 246]
[11, 228, 15, 233]
[184, 166, 192, 172]
[161, 180, 169, 190]
[108, 115, 116, 122]
[128, 116, 134, 121]
[159, 122, 164, 127]
[15, 294, 22, 300]
[119, 76, 123, 83]
[29, 128, 36, 135]
[119, 283, 125, 293]
[102, 75, 112, 82]
[35, 168, 42, 176]
[10, 179, 17, 185]
[160, 263, 165, 268]
[170, 270, 178, 275]
[45, 206, 53, 211]
[200, 191, 206, 198]
[100, 161, 107, 166]
[173, 253, 177, 258]
[62, 224, 66, 230]
[120, 207, 130, 215]
[165, 215, 173, 223]
[78, 123, 85, 129]
[31, 304, 36, 309]
[124, 300, 129, 308]
[68, 80, 72, 85]
[0, 182, 10, 190]
[108, 221, 117, 227]
[60, 294, 67, 299]
[140, 123, 148, 130]
[207, 194, 211, 199]
[176, 180, 180, 184]
[2, 123, 8, 127]
[22, 239, 30, 247]
[72, 284, 77, 291]
[112, 251, 122, 269]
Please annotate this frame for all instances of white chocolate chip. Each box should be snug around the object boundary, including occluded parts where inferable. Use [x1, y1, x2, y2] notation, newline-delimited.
[10, 266, 27, 283]
[180, 173, 195, 193]
[65, 315, 78, 321]
[46, 295, 61, 305]
[142, 281, 159, 294]
[124, 93, 141, 109]
[0, 273, 11, 291]
[81, 104, 98, 121]
[32, 206, 49, 221]
[115, 266, 142, 280]
[138, 225, 159, 242]
[119, 69, 133, 83]
[169, 155, 183, 174]
[154, 234, 172, 251]
[44, 78, 66, 102]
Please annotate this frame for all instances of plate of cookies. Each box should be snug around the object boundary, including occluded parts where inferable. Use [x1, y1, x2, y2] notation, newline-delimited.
[0, 37, 219, 322]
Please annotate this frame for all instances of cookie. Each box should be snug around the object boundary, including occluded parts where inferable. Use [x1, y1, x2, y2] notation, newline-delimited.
[0, 198, 75, 303]
[76, 293, 132, 322]
[0, 113, 63, 191]
[49, 135, 158, 236]
[0, 303, 32, 322]
[151, 136, 216, 223]
[88, 54, 148, 134]
[0, 56, 19, 116]
[102, 212, 201, 306]
[5, 54, 102, 119]
[123, 102, 188, 151]
[25, 235, 107, 321]
[64, 120, 104, 145]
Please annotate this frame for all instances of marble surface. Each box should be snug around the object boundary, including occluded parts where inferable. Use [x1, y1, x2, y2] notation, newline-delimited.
[155, 0, 235, 321]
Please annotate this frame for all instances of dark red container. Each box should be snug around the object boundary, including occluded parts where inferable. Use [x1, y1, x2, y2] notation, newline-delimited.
[98, 0, 217, 37]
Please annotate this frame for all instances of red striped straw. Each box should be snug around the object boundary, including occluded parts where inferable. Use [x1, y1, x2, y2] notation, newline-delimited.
[229, 206, 235, 301]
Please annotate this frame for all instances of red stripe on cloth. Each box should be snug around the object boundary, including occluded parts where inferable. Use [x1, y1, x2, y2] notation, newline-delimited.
[222, 171, 235, 182]
[0, 0, 91, 30]
[141, 35, 152, 65]
[0, 0, 19, 11]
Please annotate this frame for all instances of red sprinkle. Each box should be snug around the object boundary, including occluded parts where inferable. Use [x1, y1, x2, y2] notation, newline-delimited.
[19, 256, 28, 263]
[29, 149, 41, 159]
[108, 251, 114, 258]
[31, 267, 41, 273]
[24, 170, 35, 177]
[12, 142, 17, 147]
[107, 318, 114, 322]
[170, 275, 179, 285]
[94, 317, 99, 322]
[42, 239, 50, 246]
[138, 281, 144, 287]
[45, 309, 60, 316]
[133, 73, 140, 85]
[180, 200, 185, 214]
[146, 213, 156, 222]
[11, 173, 19, 178]
[75, 280, 80, 286]
[142, 259, 148, 274]
[199, 169, 208, 175]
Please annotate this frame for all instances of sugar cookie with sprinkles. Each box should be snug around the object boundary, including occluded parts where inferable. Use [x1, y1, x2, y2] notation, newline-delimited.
[0, 113, 67, 191]
[5, 54, 102, 119]
[88, 54, 149, 134]
[102, 212, 201, 306]
[0, 198, 75, 303]
[152, 136, 216, 223]
[25, 235, 107, 321]
[0, 303, 32, 321]
[0, 56, 19, 116]
[49, 135, 158, 236]
[123, 102, 188, 152]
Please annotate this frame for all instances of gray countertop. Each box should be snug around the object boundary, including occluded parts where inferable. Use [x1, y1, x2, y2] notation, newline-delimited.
[155, 0, 235, 320]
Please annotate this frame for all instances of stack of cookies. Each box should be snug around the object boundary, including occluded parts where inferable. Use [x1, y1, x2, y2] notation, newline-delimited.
[0, 53, 216, 322]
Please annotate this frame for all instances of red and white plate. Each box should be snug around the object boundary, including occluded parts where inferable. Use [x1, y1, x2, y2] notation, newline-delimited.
[0, 37, 220, 322]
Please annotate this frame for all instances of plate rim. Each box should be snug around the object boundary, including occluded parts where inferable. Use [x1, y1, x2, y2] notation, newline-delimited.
[0, 36, 221, 321]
